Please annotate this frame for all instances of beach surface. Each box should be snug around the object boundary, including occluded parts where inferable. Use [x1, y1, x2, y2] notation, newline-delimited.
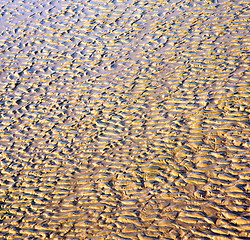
[0, 0, 250, 239]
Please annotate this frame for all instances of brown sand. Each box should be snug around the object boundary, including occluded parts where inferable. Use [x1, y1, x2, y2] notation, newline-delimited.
[0, 0, 249, 239]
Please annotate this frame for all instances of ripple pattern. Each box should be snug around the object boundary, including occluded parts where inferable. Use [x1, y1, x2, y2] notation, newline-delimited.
[0, 0, 250, 239]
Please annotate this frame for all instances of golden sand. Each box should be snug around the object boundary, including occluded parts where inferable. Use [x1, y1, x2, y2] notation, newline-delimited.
[0, 0, 249, 239]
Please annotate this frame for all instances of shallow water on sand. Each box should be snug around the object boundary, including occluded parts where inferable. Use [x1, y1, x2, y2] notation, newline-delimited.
[0, 0, 250, 239]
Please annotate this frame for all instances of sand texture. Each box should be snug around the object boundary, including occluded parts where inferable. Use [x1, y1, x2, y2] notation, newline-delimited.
[0, 0, 250, 239]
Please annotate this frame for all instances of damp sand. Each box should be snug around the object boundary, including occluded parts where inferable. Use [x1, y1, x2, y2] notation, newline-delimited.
[0, 0, 250, 239]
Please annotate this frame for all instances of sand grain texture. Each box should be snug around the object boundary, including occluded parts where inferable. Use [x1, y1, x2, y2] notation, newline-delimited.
[0, 0, 250, 239]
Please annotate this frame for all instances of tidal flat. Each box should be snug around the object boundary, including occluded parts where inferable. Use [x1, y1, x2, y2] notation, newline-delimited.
[0, 0, 249, 239]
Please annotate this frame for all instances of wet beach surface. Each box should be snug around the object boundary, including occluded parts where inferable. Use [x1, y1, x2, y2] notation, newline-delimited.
[0, 0, 250, 239]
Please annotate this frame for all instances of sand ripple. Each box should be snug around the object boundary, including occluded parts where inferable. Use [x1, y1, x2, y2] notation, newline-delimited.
[0, 0, 250, 239]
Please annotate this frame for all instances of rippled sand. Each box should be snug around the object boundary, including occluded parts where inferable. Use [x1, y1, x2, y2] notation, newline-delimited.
[0, 0, 250, 239]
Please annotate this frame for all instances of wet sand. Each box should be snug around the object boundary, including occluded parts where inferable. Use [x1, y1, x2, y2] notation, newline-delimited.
[0, 0, 250, 239]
